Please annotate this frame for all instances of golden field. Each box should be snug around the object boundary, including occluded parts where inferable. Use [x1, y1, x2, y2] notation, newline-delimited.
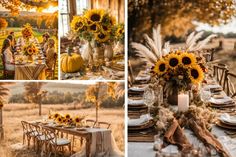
[0, 103, 124, 157]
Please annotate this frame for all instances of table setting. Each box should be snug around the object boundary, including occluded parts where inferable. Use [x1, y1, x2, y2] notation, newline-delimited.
[128, 26, 236, 157]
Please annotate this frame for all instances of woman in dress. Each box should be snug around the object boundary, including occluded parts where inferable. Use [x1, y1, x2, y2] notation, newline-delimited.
[1, 39, 15, 71]
[46, 38, 56, 70]
[41, 32, 50, 53]
[7, 34, 15, 52]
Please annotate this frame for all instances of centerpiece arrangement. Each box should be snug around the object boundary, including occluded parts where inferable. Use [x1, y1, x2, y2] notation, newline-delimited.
[23, 43, 39, 62]
[49, 112, 85, 127]
[22, 23, 33, 42]
[69, 8, 123, 71]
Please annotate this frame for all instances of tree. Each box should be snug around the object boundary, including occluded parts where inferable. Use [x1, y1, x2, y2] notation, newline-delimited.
[0, 0, 58, 15]
[0, 18, 8, 30]
[24, 82, 47, 116]
[128, 0, 236, 43]
[0, 83, 14, 140]
[85, 82, 124, 123]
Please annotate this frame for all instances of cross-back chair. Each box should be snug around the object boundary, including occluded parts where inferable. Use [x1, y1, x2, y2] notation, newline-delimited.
[97, 121, 111, 129]
[1, 53, 14, 79]
[46, 52, 57, 80]
[213, 63, 228, 89]
[86, 119, 97, 128]
[225, 72, 236, 98]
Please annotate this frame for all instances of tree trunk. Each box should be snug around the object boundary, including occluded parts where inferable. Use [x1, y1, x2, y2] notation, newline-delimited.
[39, 101, 42, 116]
[0, 108, 4, 140]
[96, 102, 98, 126]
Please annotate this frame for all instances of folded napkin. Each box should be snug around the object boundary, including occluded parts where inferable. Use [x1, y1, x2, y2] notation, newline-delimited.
[135, 75, 151, 81]
[128, 114, 152, 127]
[209, 96, 233, 105]
[161, 145, 179, 155]
[220, 113, 236, 124]
[129, 87, 146, 92]
[128, 99, 144, 106]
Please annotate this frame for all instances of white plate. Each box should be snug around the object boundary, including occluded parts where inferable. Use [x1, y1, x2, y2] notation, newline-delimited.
[129, 87, 146, 92]
[220, 113, 236, 124]
[128, 114, 152, 126]
[128, 99, 144, 105]
[209, 96, 233, 105]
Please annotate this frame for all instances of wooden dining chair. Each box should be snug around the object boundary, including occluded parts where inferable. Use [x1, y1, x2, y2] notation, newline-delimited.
[1, 53, 14, 79]
[213, 63, 228, 89]
[86, 119, 97, 128]
[43, 126, 72, 157]
[28, 123, 42, 150]
[224, 71, 236, 98]
[97, 121, 111, 129]
[21, 121, 32, 146]
[128, 61, 135, 87]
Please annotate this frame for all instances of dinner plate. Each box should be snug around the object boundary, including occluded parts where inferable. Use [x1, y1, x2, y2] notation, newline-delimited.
[219, 113, 236, 125]
[76, 128, 87, 131]
[215, 121, 236, 130]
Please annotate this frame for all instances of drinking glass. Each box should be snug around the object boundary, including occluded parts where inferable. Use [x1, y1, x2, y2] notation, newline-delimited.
[143, 87, 156, 115]
[153, 134, 163, 151]
[200, 86, 211, 102]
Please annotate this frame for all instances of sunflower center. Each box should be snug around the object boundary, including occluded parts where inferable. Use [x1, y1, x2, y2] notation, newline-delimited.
[90, 24, 97, 31]
[76, 22, 83, 28]
[191, 69, 199, 79]
[159, 63, 166, 72]
[182, 57, 191, 65]
[98, 33, 106, 39]
[91, 14, 101, 22]
[119, 29, 122, 34]
[103, 25, 108, 31]
[169, 58, 179, 67]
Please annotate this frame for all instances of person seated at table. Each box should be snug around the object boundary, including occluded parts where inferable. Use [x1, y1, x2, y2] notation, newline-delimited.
[7, 34, 15, 52]
[41, 32, 50, 53]
[46, 38, 56, 70]
[1, 39, 15, 71]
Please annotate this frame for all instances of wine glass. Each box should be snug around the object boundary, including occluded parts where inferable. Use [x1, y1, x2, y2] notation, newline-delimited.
[200, 86, 211, 102]
[143, 87, 156, 115]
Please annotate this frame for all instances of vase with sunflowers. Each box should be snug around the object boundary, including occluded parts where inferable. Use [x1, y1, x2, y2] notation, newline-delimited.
[152, 50, 206, 105]
[70, 9, 122, 70]
[23, 43, 39, 62]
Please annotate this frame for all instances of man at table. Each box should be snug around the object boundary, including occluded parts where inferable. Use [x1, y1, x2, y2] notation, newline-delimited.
[1, 39, 15, 71]
[41, 32, 50, 53]
[46, 38, 56, 70]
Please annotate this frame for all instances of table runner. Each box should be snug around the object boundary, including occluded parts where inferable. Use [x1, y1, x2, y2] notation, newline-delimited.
[15, 64, 47, 80]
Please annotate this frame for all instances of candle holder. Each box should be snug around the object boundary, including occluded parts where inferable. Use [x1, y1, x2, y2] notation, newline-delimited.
[178, 90, 190, 112]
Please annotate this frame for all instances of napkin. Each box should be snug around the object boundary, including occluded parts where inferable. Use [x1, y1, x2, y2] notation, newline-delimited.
[128, 114, 152, 126]
[209, 96, 233, 105]
[135, 75, 151, 81]
[128, 99, 144, 106]
[129, 87, 146, 92]
[220, 113, 236, 124]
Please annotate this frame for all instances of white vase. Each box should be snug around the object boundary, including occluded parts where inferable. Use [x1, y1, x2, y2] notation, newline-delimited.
[104, 44, 114, 61]
[81, 42, 93, 64]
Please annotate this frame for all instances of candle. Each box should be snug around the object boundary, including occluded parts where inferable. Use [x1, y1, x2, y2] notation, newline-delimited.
[178, 92, 189, 112]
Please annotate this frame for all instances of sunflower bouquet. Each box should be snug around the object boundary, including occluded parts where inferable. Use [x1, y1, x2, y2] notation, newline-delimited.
[152, 50, 206, 91]
[70, 9, 117, 45]
[114, 23, 124, 42]
[23, 43, 39, 56]
[21, 23, 33, 40]
[49, 112, 85, 127]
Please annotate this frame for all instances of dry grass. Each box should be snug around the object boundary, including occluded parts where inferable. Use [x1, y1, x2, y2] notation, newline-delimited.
[0, 103, 124, 157]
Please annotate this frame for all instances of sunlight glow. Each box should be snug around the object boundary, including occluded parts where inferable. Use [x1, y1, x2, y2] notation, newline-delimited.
[42, 6, 58, 13]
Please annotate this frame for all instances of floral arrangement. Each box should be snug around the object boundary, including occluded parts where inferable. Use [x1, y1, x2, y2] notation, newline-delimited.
[23, 43, 39, 56]
[114, 23, 124, 42]
[21, 23, 33, 39]
[49, 112, 85, 126]
[152, 50, 206, 90]
[70, 9, 117, 45]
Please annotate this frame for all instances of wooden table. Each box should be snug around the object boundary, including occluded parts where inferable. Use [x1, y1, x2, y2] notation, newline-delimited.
[29, 121, 111, 157]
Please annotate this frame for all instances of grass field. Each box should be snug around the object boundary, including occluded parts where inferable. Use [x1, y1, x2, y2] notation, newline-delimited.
[0, 103, 124, 157]
[0, 27, 58, 79]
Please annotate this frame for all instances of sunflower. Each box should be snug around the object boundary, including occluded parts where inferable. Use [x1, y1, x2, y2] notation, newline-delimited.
[101, 14, 116, 26]
[95, 32, 109, 43]
[116, 27, 124, 37]
[71, 16, 85, 32]
[180, 52, 197, 67]
[28, 48, 33, 55]
[53, 113, 60, 119]
[188, 64, 204, 84]
[85, 9, 104, 23]
[100, 24, 111, 32]
[65, 114, 71, 119]
[56, 116, 63, 124]
[166, 53, 180, 69]
[88, 23, 99, 32]
[74, 116, 82, 124]
[153, 60, 167, 75]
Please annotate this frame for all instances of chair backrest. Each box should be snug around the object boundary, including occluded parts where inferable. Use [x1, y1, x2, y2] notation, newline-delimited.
[42, 126, 56, 144]
[52, 52, 57, 70]
[97, 121, 111, 129]
[213, 63, 228, 89]
[225, 72, 236, 98]
[21, 121, 30, 134]
[28, 122, 41, 136]
[86, 119, 96, 128]
[1, 53, 6, 73]
[128, 61, 134, 86]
